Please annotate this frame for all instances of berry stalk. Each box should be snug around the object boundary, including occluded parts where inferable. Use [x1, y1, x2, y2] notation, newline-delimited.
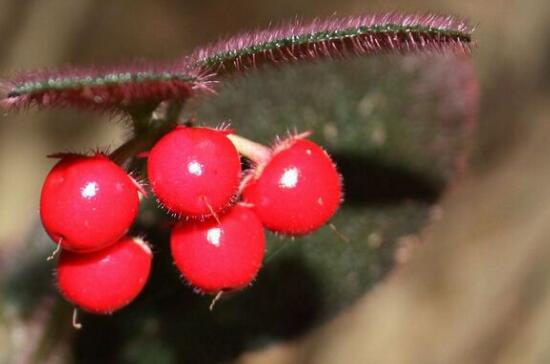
[111, 101, 183, 166]
[226, 133, 272, 165]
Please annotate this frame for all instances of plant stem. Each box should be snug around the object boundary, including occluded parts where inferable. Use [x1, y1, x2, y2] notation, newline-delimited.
[226, 134, 272, 165]
[111, 101, 183, 165]
[110, 132, 157, 165]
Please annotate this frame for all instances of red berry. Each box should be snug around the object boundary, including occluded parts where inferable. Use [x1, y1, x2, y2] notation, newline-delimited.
[147, 126, 241, 217]
[40, 154, 140, 252]
[243, 138, 341, 235]
[56, 236, 152, 314]
[170, 204, 265, 293]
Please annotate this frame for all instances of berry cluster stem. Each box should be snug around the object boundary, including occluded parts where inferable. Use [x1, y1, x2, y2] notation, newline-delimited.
[110, 132, 158, 165]
[111, 101, 184, 165]
[227, 134, 272, 165]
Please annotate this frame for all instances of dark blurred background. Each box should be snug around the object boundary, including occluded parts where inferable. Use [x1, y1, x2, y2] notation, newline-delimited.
[1, 0, 549, 363]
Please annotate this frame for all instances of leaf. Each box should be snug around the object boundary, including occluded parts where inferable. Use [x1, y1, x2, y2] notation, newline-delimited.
[0, 61, 210, 111]
[191, 13, 472, 77]
[0, 13, 472, 113]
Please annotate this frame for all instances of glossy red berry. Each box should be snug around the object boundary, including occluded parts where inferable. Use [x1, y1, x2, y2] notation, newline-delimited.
[40, 154, 140, 252]
[56, 236, 152, 314]
[147, 126, 241, 217]
[243, 138, 341, 235]
[170, 204, 265, 293]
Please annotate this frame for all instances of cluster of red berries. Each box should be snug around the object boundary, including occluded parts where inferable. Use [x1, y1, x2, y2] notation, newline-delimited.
[40, 126, 342, 314]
